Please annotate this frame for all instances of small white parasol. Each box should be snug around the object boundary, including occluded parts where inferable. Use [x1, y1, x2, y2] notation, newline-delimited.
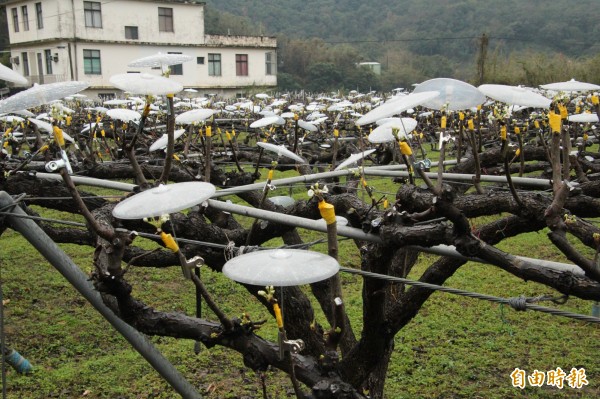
[175, 108, 215, 124]
[127, 53, 193, 69]
[335, 149, 376, 170]
[413, 78, 485, 111]
[0, 63, 28, 85]
[250, 115, 285, 128]
[567, 113, 599, 123]
[106, 108, 141, 123]
[112, 182, 216, 219]
[149, 128, 186, 152]
[356, 91, 439, 126]
[222, 249, 340, 286]
[540, 79, 600, 92]
[478, 84, 551, 109]
[110, 73, 183, 96]
[256, 141, 306, 164]
[0, 81, 90, 114]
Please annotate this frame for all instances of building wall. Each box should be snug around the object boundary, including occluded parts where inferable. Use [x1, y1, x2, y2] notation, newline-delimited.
[4, 0, 277, 97]
[74, 43, 277, 89]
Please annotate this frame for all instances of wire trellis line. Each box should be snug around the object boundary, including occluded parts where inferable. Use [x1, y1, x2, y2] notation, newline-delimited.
[339, 267, 600, 324]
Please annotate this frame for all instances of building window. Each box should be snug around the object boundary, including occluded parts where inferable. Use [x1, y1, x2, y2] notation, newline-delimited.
[125, 26, 139, 40]
[21, 6, 29, 31]
[12, 8, 19, 33]
[208, 53, 221, 76]
[168, 52, 183, 75]
[197, 56, 204, 65]
[83, 49, 101, 75]
[158, 7, 173, 32]
[84, 2, 102, 28]
[44, 49, 53, 74]
[265, 52, 276, 75]
[21, 52, 29, 76]
[45, 49, 53, 74]
[35, 2, 43, 29]
[236, 54, 248, 76]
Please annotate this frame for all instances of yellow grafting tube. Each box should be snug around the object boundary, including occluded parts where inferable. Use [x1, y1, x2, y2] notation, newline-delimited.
[39, 145, 49, 152]
[515, 148, 521, 156]
[440, 116, 447, 129]
[101, 129, 106, 137]
[273, 303, 284, 329]
[143, 103, 151, 116]
[583, 133, 589, 141]
[166, 93, 174, 99]
[575, 106, 581, 114]
[226, 131, 232, 141]
[160, 232, 179, 253]
[558, 104, 568, 119]
[549, 112, 562, 133]
[318, 200, 336, 225]
[96, 115, 102, 124]
[267, 169, 274, 181]
[53, 126, 65, 147]
[399, 141, 412, 156]
[333, 129, 339, 137]
[87, 113, 91, 121]
[66, 115, 72, 126]
[468, 119, 474, 131]
[231, 129, 236, 137]
[591, 95, 599, 105]
[500, 125, 507, 141]
[205, 126, 212, 137]
[4, 128, 11, 136]
[173, 153, 180, 161]
[534, 120, 540, 129]
[293, 113, 299, 121]
[459, 112, 465, 121]
[514, 126, 520, 134]
[360, 177, 368, 188]
[383, 198, 389, 209]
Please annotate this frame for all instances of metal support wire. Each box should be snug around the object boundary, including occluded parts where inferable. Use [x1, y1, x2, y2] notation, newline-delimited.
[339, 267, 600, 324]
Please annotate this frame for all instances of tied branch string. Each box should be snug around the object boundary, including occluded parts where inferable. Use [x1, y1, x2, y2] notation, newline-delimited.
[1, 211, 599, 325]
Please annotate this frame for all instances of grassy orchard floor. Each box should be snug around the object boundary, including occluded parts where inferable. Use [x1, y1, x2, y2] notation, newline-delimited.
[1, 145, 600, 398]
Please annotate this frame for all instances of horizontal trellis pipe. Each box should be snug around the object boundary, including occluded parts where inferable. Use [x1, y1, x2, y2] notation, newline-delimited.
[0, 192, 202, 399]
[33, 172, 137, 192]
[206, 199, 584, 276]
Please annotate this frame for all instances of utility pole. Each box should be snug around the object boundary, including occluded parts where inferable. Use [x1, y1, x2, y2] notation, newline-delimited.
[476, 33, 488, 86]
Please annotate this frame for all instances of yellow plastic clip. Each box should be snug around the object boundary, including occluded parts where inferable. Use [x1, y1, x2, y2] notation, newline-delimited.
[514, 126, 520, 135]
[467, 119, 474, 131]
[39, 145, 49, 152]
[267, 169, 274, 181]
[96, 115, 102, 124]
[549, 112, 562, 134]
[273, 303, 284, 329]
[166, 93, 174, 99]
[226, 131, 232, 141]
[515, 148, 521, 157]
[101, 129, 106, 137]
[558, 104, 568, 119]
[534, 120, 540, 129]
[399, 141, 413, 156]
[333, 129, 339, 137]
[459, 112, 465, 121]
[66, 115, 72, 126]
[318, 200, 336, 225]
[383, 198, 389, 209]
[53, 126, 65, 147]
[173, 153, 180, 162]
[206, 126, 212, 137]
[500, 125, 507, 141]
[160, 232, 179, 253]
[591, 95, 599, 105]
[583, 133, 589, 141]
[440, 116, 447, 129]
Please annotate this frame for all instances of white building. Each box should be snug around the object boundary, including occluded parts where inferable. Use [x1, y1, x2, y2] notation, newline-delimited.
[3, 0, 278, 98]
